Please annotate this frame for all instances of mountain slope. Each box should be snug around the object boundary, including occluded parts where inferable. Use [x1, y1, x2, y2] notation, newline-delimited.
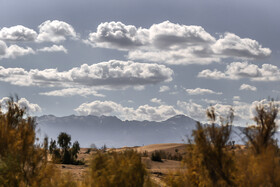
[36, 114, 246, 148]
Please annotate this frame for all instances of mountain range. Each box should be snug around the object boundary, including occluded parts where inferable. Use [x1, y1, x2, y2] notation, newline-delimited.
[36, 114, 250, 148]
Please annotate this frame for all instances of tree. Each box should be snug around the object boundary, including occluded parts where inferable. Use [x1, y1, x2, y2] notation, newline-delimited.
[58, 132, 71, 150]
[49, 132, 81, 164]
[184, 107, 236, 186]
[0, 97, 55, 186]
[235, 100, 280, 186]
[243, 101, 278, 154]
[71, 141, 80, 160]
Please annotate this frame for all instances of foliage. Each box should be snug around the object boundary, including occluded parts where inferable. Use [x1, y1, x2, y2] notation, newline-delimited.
[83, 149, 152, 187]
[0, 97, 55, 186]
[49, 132, 82, 164]
[236, 100, 280, 185]
[166, 101, 280, 186]
[150, 150, 182, 161]
[183, 107, 236, 186]
[151, 150, 163, 162]
[244, 101, 278, 154]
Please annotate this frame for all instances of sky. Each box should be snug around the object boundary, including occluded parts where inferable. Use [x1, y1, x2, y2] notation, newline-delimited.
[0, 0, 279, 125]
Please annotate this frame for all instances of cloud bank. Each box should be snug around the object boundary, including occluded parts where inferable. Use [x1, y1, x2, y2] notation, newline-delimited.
[75, 100, 181, 121]
[0, 60, 173, 96]
[198, 62, 280, 81]
[185, 88, 222, 95]
[85, 21, 271, 65]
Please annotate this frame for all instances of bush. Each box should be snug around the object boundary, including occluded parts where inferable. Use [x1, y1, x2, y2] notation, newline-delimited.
[0, 97, 56, 186]
[151, 150, 163, 162]
[166, 101, 280, 186]
[83, 150, 152, 187]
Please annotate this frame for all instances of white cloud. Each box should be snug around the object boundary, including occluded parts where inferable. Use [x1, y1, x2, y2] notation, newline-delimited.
[37, 20, 77, 43]
[198, 61, 280, 82]
[202, 99, 221, 104]
[177, 99, 280, 124]
[0, 97, 41, 114]
[86, 21, 270, 65]
[177, 100, 248, 123]
[0, 40, 35, 59]
[150, 98, 163, 105]
[37, 45, 68, 53]
[39, 88, 105, 97]
[75, 100, 181, 121]
[177, 100, 206, 121]
[0, 25, 37, 42]
[85, 21, 149, 50]
[159, 85, 170, 92]
[185, 88, 222, 95]
[0, 60, 173, 96]
[212, 32, 271, 59]
[239, 84, 257, 91]
[75, 99, 280, 123]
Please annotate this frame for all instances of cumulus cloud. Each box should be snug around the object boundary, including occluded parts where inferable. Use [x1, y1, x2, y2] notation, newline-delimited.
[239, 84, 257, 91]
[0, 25, 37, 41]
[37, 45, 68, 53]
[75, 99, 280, 123]
[198, 61, 280, 82]
[212, 33, 271, 59]
[185, 88, 222, 95]
[85, 21, 149, 50]
[0, 60, 172, 96]
[177, 100, 243, 122]
[75, 100, 181, 121]
[0, 40, 35, 59]
[1, 20, 78, 43]
[37, 20, 77, 43]
[177, 99, 280, 124]
[159, 85, 170, 92]
[0, 97, 41, 114]
[85, 21, 270, 65]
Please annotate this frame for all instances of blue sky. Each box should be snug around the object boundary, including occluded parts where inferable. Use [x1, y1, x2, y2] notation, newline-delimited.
[0, 0, 279, 124]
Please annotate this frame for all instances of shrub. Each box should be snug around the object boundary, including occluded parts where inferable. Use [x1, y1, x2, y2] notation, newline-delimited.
[151, 150, 163, 162]
[0, 97, 56, 186]
[83, 150, 152, 187]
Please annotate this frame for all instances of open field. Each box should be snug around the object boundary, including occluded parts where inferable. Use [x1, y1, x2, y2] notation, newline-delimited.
[56, 143, 187, 185]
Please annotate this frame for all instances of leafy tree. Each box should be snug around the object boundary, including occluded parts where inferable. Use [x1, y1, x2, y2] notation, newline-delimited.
[49, 132, 82, 164]
[0, 97, 55, 186]
[58, 132, 71, 150]
[183, 107, 236, 186]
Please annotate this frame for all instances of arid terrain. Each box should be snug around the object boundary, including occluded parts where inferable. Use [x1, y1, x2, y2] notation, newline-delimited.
[56, 143, 187, 186]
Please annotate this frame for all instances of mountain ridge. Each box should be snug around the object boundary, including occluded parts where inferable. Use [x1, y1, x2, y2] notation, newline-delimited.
[36, 114, 280, 148]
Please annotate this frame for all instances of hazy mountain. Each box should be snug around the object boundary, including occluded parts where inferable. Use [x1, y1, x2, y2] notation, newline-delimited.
[36, 114, 255, 148]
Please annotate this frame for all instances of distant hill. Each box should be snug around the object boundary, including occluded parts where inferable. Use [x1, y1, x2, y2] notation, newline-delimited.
[36, 114, 249, 148]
